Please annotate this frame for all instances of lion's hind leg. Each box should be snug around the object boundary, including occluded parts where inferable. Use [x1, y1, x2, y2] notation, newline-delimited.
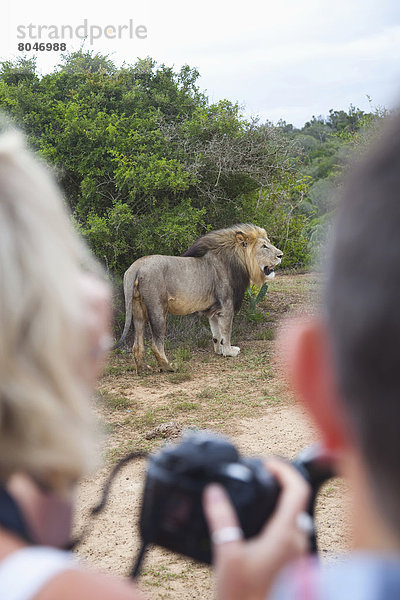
[131, 297, 151, 375]
[148, 306, 175, 372]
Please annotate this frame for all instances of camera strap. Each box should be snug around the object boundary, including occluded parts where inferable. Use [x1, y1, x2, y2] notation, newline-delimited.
[0, 487, 33, 544]
[130, 540, 150, 579]
[89, 450, 149, 517]
[70, 450, 150, 577]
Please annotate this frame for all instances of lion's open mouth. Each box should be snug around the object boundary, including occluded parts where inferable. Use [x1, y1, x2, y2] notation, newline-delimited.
[264, 266, 274, 276]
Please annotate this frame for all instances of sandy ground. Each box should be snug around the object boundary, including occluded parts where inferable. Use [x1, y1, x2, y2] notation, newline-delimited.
[74, 274, 351, 598]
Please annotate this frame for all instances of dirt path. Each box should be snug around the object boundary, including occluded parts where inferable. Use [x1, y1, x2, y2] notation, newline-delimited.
[74, 273, 351, 598]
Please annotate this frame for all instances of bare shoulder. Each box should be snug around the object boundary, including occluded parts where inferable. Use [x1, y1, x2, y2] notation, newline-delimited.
[37, 568, 146, 600]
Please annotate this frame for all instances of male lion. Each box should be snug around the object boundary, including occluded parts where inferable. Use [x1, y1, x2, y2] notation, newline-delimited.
[115, 224, 283, 373]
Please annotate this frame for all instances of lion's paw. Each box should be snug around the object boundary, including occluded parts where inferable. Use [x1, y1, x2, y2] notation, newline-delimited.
[224, 346, 240, 357]
[160, 363, 176, 373]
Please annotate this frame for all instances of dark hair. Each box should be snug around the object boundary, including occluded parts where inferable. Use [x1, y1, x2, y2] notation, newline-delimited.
[325, 111, 400, 532]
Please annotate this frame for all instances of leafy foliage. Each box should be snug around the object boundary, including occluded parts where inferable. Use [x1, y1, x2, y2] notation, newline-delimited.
[246, 283, 269, 312]
[277, 103, 389, 259]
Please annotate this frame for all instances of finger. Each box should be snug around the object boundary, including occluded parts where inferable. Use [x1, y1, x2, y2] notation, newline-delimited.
[252, 459, 311, 561]
[235, 460, 311, 574]
[203, 484, 243, 563]
[264, 458, 310, 530]
[203, 484, 241, 531]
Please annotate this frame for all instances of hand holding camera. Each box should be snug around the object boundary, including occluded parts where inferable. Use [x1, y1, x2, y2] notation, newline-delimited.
[204, 457, 313, 600]
[137, 430, 334, 570]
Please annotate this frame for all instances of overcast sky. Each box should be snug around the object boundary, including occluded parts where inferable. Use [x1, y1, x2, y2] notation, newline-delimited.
[2, 0, 400, 126]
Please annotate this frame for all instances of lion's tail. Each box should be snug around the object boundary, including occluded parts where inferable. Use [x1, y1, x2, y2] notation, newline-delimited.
[113, 267, 138, 350]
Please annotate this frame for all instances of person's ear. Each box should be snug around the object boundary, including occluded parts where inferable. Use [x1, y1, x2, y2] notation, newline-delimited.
[280, 318, 352, 453]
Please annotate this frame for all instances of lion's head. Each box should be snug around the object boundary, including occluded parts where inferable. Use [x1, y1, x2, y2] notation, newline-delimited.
[182, 223, 283, 288]
[234, 225, 283, 286]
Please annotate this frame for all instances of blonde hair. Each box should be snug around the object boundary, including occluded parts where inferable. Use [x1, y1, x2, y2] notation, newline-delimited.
[0, 129, 102, 492]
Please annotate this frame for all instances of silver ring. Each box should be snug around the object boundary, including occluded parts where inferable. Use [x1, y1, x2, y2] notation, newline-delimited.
[211, 526, 244, 545]
[296, 512, 314, 535]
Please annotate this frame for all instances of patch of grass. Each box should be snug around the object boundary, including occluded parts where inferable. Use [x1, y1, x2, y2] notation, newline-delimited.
[98, 390, 131, 411]
[142, 565, 186, 588]
[173, 346, 192, 362]
[103, 446, 125, 463]
[197, 335, 211, 349]
[170, 345, 193, 376]
[243, 309, 269, 324]
[142, 410, 157, 427]
[200, 354, 212, 363]
[104, 360, 136, 377]
[174, 400, 199, 412]
[196, 386, 218, 400]
[163, 390, 189, 400]
[263, 394, 282, 406]
[141, 407, 167, 427]
[138, 375, 165, 387]
[239, 396, 265, 409]
[254, 327, 276, 341]
[168, 372, 193, 384]
[231, 350, 271, 372]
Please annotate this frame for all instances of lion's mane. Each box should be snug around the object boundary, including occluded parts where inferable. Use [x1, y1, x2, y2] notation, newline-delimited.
[182, 224, 267, 311]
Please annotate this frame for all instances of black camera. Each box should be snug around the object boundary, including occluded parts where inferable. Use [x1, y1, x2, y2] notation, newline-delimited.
[138, 430, 334, 565]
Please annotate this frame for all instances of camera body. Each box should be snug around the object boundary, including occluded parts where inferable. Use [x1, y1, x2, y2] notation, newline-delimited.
[138, 430, 334, 564]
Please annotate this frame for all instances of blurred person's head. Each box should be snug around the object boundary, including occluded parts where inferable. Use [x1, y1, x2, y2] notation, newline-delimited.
[285, 111, 400, 545]
[325, 112, 400, 538]
[0, 129, 110, 495]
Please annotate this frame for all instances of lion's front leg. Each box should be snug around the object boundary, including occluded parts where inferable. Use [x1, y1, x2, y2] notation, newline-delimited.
[209, 314, 223, 354]
[216, 309, 240, 357]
